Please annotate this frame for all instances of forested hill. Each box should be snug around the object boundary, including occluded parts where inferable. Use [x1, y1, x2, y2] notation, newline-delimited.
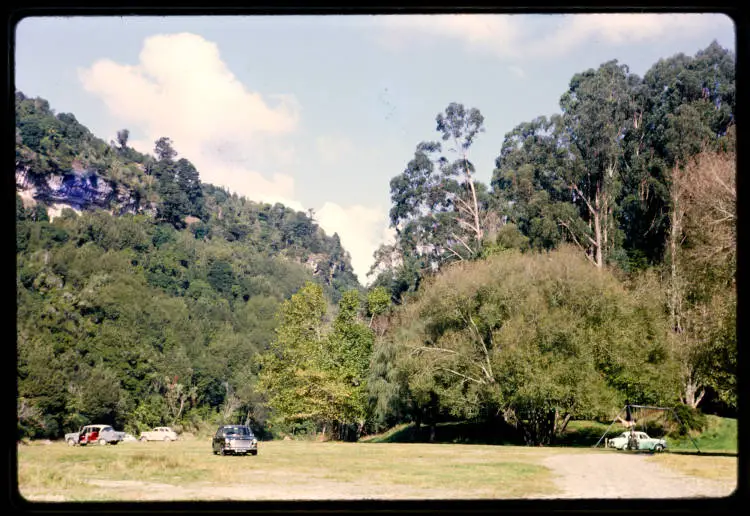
[15, 91, 359, 296]
[16, 91, 359, 438]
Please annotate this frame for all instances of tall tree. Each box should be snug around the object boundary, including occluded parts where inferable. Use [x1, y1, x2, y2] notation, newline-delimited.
[116, 129, 130, 150]
[258, 283, 374, 438]
[436, 102, 487, 256]
[557, 60, 635, 267]
[667, 149, 736, 409]
[154, 137, 178, 162]
[388, 103, 489, 274]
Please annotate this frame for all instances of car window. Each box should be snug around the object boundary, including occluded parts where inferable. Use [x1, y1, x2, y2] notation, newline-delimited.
[102, 427, 113, 432]
[224, 426, 250, 436]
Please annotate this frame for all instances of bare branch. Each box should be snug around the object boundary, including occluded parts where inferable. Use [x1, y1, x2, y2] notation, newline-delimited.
[450, 232, 475, 256]
[558, 219, 597, 264]
[445, 246, 467, 262]
[455, 217, 477, 232]
[570, 182, 596, 216]
[467, 313, 494, 381]
[409, 346, 458, 355]
[440, 367, 486, 385]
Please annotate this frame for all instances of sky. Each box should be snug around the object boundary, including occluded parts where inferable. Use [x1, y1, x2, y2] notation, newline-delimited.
[14, 13, 735, 284]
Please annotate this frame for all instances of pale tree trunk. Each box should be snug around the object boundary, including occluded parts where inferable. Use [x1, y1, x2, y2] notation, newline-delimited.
[593, 186, 603, 268]
[448, 147, 483, 261]
[669, 166, 706, 409]
[565, 182, 604, 268]
[681, 377, 706, 409]
[463, 153, 483, 245]
[668, 199, 685, 334]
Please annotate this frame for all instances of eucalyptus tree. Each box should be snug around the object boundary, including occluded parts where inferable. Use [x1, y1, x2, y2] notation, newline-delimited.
[556, 60, 636, 268]
[387, 103, 489, 284]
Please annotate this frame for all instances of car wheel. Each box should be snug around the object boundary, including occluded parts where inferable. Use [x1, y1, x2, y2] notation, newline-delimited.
[220, 447, 226, 456]
[140, 436, 147, 442]
[67, 439, 75, 446]
[164, 436, 171, 442]
[654, 444, 664, 453]
[99, 439, 107, 446]
[250, 450, 258, 456]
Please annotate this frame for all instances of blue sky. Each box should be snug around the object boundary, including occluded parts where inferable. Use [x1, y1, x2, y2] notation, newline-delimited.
[15, 14, 735, 282]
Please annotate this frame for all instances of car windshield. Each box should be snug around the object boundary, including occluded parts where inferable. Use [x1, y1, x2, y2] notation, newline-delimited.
[224, 426, 251, 437]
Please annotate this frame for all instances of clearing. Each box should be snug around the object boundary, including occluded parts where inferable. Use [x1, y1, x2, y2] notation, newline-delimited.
[17, 439, 737, 502]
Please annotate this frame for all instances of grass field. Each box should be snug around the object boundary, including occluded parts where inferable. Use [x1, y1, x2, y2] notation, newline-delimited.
[17, 439, 596, 502]
[17, 417, 737, 502]
[17, 440, 736, 502]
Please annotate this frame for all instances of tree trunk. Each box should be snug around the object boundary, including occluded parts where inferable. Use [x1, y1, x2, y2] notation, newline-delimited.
[602, 193, 608, 256]
[463, 153, 483, 249]
[593, 211, 603, 268]
[683, 378, 706, 409]
[668, 199, 684, 333]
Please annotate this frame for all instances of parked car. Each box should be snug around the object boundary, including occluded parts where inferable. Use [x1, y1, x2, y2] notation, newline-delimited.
[212, 425, 258, 456]
[608, 431, 667, 452]
[139, 427, 178, 442]
[65, 424, 126, 446]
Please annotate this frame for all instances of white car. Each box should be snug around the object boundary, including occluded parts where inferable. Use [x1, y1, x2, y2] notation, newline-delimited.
[139, 427, 178, 442]
[608, 431, 667, 452]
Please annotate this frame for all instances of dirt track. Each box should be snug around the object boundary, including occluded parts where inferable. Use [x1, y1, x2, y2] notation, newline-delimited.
[541, 453, 736, 499]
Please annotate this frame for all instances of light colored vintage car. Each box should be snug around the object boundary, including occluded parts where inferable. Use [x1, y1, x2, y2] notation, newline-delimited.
[608, 431, 667, 452]
[139, 426, 178, 442]
[65, 424, 126, 446]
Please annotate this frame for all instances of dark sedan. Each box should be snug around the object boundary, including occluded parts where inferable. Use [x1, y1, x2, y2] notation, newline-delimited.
[212, 425, 258, 456]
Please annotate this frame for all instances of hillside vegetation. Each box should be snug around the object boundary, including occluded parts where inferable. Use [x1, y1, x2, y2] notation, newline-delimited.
[16, 41, 736, 446]
[16, 92, 360, 439]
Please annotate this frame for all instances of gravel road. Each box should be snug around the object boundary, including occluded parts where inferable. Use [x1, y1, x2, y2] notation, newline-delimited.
[541, 452, 736, 499]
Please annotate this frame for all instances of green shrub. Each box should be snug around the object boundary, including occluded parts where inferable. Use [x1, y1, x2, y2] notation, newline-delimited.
[669, 404, 707, 437]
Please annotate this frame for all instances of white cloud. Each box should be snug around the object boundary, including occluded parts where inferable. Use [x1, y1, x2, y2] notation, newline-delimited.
[78, 32, 301, 205]
[508, 65, 525, 78]
[315, 202, 393, 284]
[376, 13, 733, 60]
[315, 134, 355, 165]
[78, 32, 394, 282]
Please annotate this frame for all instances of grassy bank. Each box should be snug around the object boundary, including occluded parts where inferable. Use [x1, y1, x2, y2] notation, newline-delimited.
[362, 416, 737, 452]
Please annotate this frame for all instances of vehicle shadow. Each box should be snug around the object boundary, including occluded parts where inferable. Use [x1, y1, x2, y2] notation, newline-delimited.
[667, 450, 737, 457]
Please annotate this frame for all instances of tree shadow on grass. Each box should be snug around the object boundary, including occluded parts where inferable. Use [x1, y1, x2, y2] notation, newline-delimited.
[667, 450, 737, 457]
[368, 421, 624, 447]
[367, 421, 524, 445]
[552, 425, 623, 448]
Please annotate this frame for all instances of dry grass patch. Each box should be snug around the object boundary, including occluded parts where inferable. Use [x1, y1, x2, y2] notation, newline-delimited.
[647, 453, 738, 482]
[18, 440, 568, 501]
